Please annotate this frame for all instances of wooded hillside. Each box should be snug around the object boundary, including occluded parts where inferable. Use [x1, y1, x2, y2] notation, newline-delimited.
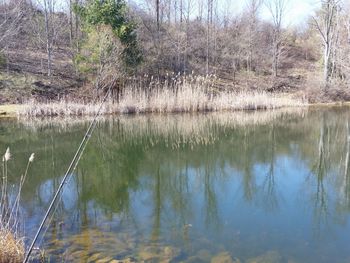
[0, 0, 349, 103]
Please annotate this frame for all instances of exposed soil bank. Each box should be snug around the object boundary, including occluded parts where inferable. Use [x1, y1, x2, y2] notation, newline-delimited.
[0, 104, 23, 117]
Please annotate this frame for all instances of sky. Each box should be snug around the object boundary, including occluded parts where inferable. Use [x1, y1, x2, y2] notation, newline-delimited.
[52, 0, 322, 28]
[218, 0, 321, 27]
[260, 0, 321, 27]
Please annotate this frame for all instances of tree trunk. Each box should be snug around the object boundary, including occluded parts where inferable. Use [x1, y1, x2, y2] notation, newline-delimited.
[44, 0, 52, 77]
[324, 44, 330, 84]
[69, 0, 73, 45]
[180, 0, 183, 23]
[167, 0, 171, 24]
[75, 0, 79, 52]
[206, 0, 212, 75]
[272, 36, 278, 77]
[156, 0, 160, 31]
[313, 0, 339, 86]
[174, 0, 177, 23]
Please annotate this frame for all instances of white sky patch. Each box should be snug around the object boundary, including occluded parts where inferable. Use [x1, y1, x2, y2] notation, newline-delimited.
[53, 0, 321, 28]
[260, 0, 320, 27]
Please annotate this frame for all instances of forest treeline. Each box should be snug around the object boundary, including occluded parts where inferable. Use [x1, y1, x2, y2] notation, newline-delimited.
[0, 0, 350, 103]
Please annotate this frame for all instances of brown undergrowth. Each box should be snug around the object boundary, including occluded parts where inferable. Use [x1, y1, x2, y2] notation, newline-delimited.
[19, 75, 307, 117]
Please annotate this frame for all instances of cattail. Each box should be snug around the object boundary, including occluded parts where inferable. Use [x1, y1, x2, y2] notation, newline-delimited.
[29, 153, 35, 163]
[3, 147, 11, 162]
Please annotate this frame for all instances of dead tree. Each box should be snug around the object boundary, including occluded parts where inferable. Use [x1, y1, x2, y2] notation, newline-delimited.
[206, 0, 213, 75]
[156, 0, 160, 31]
[246, 0, 263, 72]
[0, 0, 24, 52]
[266, 0, 288, 77]
[312, 0, 340, 85]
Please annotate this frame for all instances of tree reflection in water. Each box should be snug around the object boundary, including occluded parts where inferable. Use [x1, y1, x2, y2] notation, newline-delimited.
[3, 108, 350, 262]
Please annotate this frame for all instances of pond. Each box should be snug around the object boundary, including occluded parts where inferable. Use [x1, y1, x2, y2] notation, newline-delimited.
[1, 107, 350, 263]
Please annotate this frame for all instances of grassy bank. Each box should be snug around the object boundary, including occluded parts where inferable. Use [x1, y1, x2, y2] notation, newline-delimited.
[18, 88, 306, 117]
[0, 75, 308, 118]
[5, 93, 350, 119]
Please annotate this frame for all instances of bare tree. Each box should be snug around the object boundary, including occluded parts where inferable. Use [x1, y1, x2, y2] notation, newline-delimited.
[68, 0, 73, 45]
[31, 0, 69, 77]
[330, 4, 350, 87]
[198, 0, 203, 22]
[206, 0, 213, 74]
[179, 0, 183, 23]
[166, 0, 171, 24]
[0, 0, 24, 52]
[184, 0, 194, 72]
[312, 0, 340, 85]
[266, 0, 288, 77]
[74, 0, 80, 48]
[245, 0, 263, 72]
[44, 0, 53, 77]
[156, 0, 160, 31]
[32, 0, 55, 77]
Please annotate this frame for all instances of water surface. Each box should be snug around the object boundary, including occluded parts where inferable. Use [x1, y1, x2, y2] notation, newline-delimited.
[1, 108, 350, 262]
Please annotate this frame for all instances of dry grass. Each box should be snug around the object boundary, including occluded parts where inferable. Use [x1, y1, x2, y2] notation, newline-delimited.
[304, 70, 350, 103]
[18, 75, 307, 117]
[0, 230, 24, 263]
[0, 148, 34, 263]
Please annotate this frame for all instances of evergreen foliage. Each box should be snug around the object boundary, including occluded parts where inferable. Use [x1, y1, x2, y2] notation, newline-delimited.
[74, 0, 142, 72]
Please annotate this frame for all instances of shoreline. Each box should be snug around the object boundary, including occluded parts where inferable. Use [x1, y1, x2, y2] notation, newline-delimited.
[1, 100, 350, 119]
[0, 91, 307, 118]
[0, 104, 24, 117]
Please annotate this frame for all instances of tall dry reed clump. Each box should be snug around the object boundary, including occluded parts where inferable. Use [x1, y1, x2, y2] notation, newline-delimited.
[20, 74, 307, 117]
[0, 148, 35, 263]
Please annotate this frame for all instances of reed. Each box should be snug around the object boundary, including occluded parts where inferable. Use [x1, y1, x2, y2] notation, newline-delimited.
[19, 75, 307, 117]
[0, 148, 35, 263]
